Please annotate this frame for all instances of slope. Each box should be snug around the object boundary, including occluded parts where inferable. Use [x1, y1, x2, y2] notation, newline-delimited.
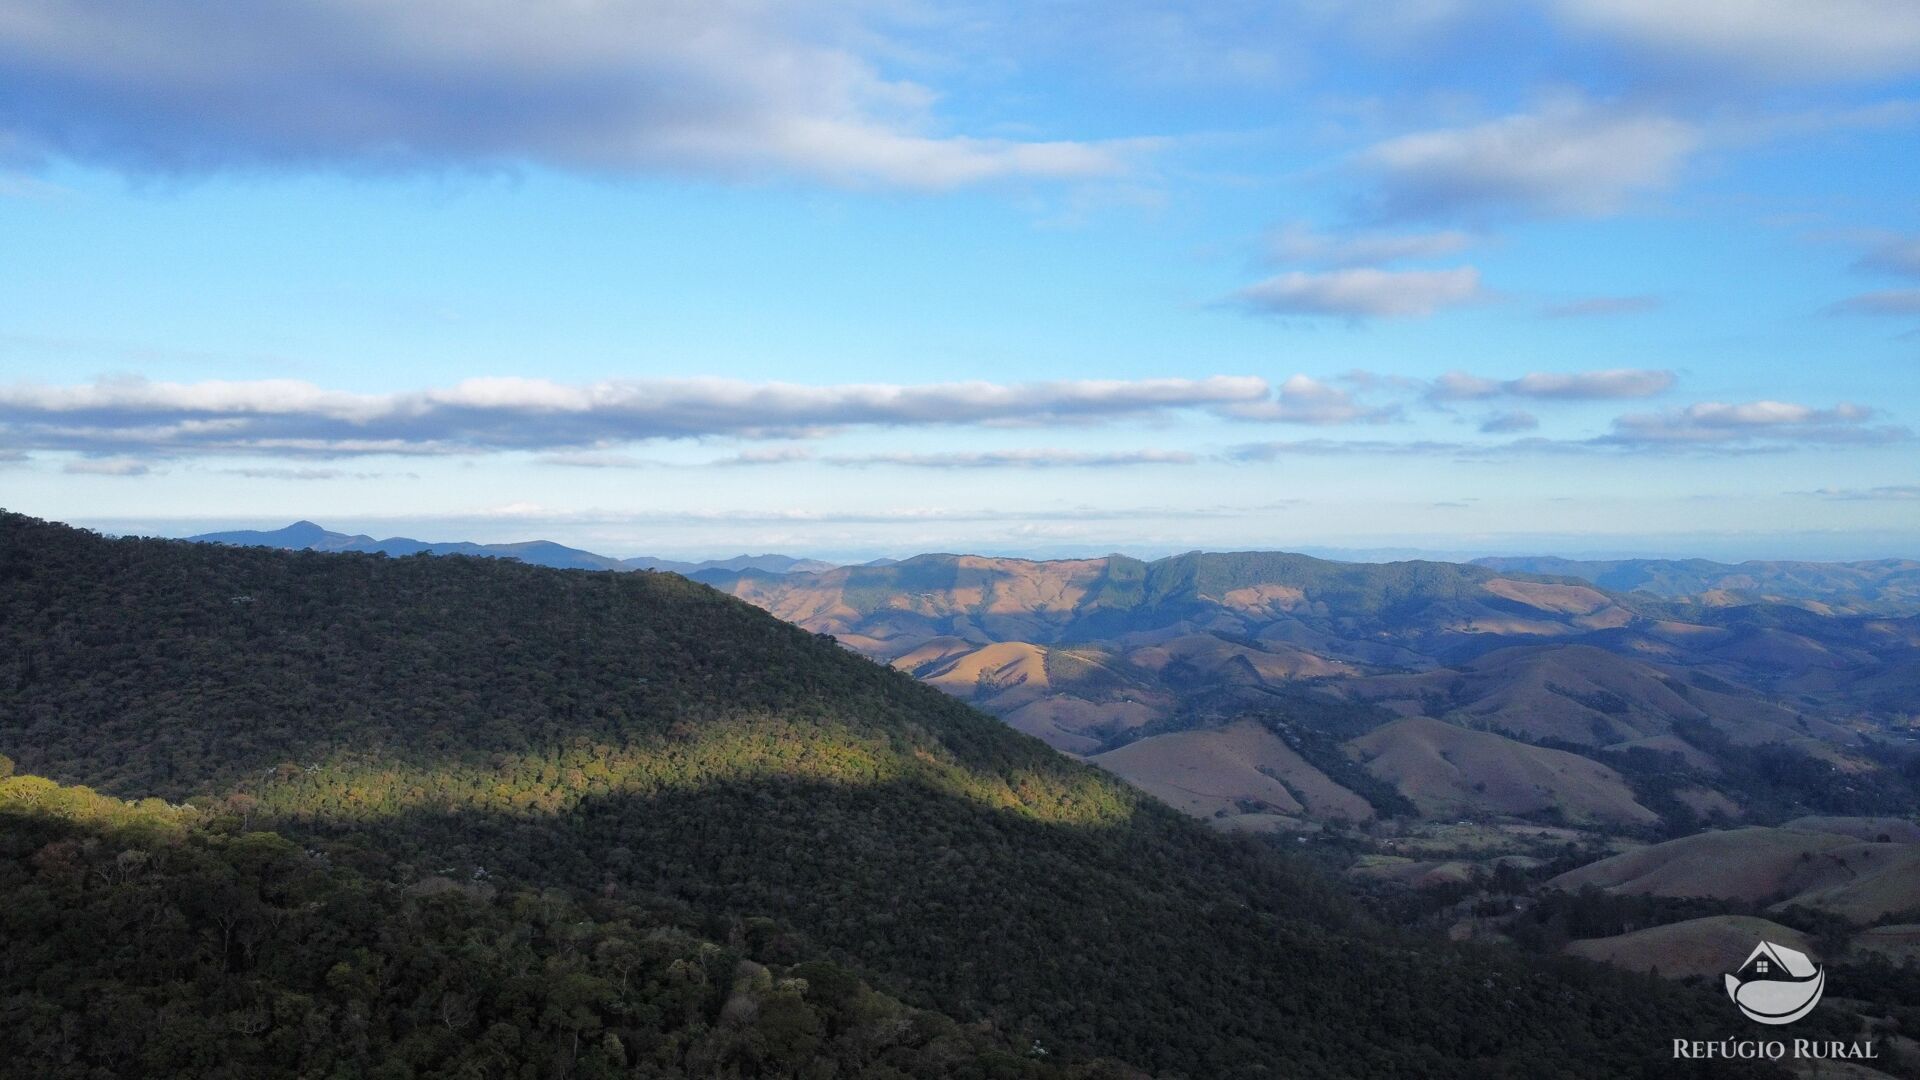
[1088, 719, 1375, 825]
[1564, 916, 1816, 979]
[0, 511, 1770, 1078]
[0, 762, 1094, 1080]
[1548, 824, 1920, 921]
[1346, 717, 1659, 826]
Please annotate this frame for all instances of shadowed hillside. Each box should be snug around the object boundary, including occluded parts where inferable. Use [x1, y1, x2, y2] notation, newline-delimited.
[0, 511, 1779, 1078]
[0, 764, 1109, 1080]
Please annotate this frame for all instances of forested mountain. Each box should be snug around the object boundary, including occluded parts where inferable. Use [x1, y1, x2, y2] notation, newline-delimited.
[0, 511, 1777, 1078]
[187, 520, 834, 575]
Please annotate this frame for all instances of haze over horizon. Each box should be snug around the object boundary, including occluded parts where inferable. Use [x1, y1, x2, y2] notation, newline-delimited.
[4, 1, 1918, 559]
[61, 514, 1920, 568]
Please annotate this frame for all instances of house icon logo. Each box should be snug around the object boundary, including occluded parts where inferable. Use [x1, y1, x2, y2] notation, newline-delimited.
[1725, 941, 1824, 1025]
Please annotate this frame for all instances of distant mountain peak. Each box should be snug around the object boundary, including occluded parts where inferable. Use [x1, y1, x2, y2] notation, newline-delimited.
[184, 522, 837, 577]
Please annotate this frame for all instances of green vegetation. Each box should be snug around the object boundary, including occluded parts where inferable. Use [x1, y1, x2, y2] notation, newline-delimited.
[0, 513, 1789, 1077]
[1255, 692, 1420, 819]
[1137, 551, 1494, 614]
[1536, 722, 1920, 838]
[0, 770, 1114, 1080]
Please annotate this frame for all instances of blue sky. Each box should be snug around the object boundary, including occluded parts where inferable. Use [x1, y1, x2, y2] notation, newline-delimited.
[1, 0, 1917, 561]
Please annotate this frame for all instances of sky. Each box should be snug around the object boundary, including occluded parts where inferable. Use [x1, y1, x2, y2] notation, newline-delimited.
[1, 0, 1918, 562]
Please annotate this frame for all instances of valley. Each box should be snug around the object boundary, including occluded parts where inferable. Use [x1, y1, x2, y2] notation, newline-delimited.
[690, 548, 1920, 1044]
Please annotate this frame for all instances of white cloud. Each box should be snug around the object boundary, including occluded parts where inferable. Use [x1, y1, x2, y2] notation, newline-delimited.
[1828, 289, 1920, 316]
[1555, 0, 1920, 78]
[1505, 369, 1677, 399]
[1801, 484, 1920, 501]
[714, 447, 819, 467]
[216, 466, 402, 480]
[821, 448, 1198, 468]
[0, 374, 1271, 457]
[1479, 410, 1540, 434]
[1426, 368, 1675, 401]
[1606, 400, 1903, 445]
[1227, 438, 1469, 460]
[1856, 236, 1920, 277]
[1425, 371, 1501, 401]
[1359, 100, 1697, 219]
[1265, 222, 1475, 267]
[0, 0, 1140, 188]
[1237, 266, 1484, 318]
[533, 452, 664, 470]
[62, 457, 150, 476]
[1215, 374, 1400, 424]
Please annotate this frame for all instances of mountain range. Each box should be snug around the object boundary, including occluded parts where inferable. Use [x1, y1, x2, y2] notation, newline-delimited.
[179, 526, 1920, 839]
[187, 522, 1920, 615]
[187, 520, 837, 575]
[1473, 555, 1920, 614]
[0, 510, 1785, 1078]
[693, 551, 1920, 838]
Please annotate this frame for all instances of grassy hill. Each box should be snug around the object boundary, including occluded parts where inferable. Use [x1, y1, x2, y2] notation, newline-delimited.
[0, 511, 1785, 1078]
[1564, 916, 1816, 979]
[1549, 824, 1920, 922]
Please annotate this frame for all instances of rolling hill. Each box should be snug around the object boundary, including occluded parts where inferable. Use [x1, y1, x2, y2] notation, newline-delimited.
[1564, 916, 1816, 979]
[1088, 719, 1375, 825]
[1549, 823, 1920, 922]
[701, 551, 1920, 834]
[0, 511, 1772, 1078]
[1346, 716, 1659, 827]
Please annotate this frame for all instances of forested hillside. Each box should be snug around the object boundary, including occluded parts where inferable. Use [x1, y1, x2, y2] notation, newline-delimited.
[0, 760, 1103, 1080]
[0, 512, 1782, 1078]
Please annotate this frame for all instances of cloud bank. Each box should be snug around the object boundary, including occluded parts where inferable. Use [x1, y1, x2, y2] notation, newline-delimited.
[0, 0, 1137, 188]
[0, 374, 1269, 457]
[1215, 375, 1401, 424]
[1555, 0, 1920, 79]
[1605, 400, 1902, 445]
[1426, 368, 1675, 401]
[1237, 267, 1484, 318]
[1264, 223, 1475, 267]
[1358, 101, 1697, 219]
[1828, 289, 1920, 316]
